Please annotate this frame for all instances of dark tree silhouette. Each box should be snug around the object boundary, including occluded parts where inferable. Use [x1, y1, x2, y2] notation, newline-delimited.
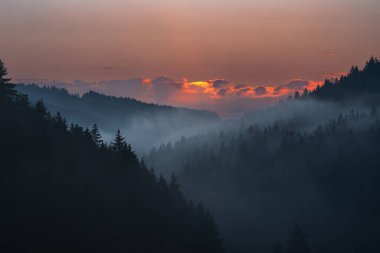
[111, 129, 128, 152]
[0, 59, 17, 103]
[273, 241, 286, 253]
[287, 225, 310, 253]
[0, 59, 224, 253]
[90, 123, 103, 146]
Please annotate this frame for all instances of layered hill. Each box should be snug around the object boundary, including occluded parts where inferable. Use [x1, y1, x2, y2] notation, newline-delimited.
[16, 84, 219, 152]
[0, 60, 224, 253]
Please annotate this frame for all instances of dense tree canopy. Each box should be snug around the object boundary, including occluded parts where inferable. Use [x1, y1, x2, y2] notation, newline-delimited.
[145, 58, 380, 253]
[0, 59, 224, 253]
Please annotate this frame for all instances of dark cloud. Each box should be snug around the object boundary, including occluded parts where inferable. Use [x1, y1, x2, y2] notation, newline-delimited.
[234, 84, 247, 89]
[213, 79, 229, 88]
[236, 87, 251, 96]
[284, 80, 309, 90]
[273, 79, 312, 95]
[254, 86, 267, 96]
[274, 86, 284, 93]
[152, 77, 183, 103]
[218, 88, 229, 97]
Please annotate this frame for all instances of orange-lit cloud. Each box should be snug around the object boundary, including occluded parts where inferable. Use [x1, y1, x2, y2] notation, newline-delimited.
[142, 78, 152, 85]
[180, 78, 321, 100]
[18, 76, 323, 116]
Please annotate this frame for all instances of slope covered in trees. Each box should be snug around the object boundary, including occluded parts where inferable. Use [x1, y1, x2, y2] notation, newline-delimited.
[16, 84, 219, 152]
[145, 58, 380, 253]
[310, 57, 380, 103]
[0, 60, 223, 253]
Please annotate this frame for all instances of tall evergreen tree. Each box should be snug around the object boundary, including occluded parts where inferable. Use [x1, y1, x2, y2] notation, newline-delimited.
[0, 59, 17, 102]
[90, 124, 103, 147]
[273, 242, 285, 253]
[0, 59, 11, 83]
[287, 225, 310, 253]
[111, 129, 128, 152]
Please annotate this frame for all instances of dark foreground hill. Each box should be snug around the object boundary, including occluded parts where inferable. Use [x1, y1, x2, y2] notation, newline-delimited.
[0, 60, 223, 253]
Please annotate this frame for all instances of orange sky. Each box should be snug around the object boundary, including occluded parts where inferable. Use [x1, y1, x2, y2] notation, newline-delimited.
[1, 0, 380, 115]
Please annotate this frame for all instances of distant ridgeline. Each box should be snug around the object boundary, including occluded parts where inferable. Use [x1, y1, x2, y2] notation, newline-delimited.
[15, 84, 219, 134]
[0, 60, 223, 252]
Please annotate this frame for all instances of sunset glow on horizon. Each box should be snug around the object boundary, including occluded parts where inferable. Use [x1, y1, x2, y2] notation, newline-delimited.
[1, 0, 380, 114]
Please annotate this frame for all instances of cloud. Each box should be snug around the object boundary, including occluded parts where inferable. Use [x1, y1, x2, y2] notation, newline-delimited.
[254, 86, 268, 96]
[234, 84, 247, 89]
[284, 79, 309, 90]
[213, 79, 229, 88]
[218, 88, 229, 97]
[324, 72, 348, 80]
[272, 79, 322, 96]
[152, 77, 183, 103]
[17, 76, 323, 116]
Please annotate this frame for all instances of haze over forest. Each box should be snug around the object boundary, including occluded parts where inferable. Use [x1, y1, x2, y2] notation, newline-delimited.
[1, 0, 380, 253]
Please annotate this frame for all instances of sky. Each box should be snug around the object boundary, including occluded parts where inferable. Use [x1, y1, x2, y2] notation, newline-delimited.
[1, 0, 380, 115]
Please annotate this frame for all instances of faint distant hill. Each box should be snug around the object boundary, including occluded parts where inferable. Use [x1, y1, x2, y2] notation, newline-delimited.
[15, 84, 220, 152]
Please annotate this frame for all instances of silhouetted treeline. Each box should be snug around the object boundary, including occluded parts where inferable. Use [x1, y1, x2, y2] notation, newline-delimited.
[0, 60, 223, 253]
[290, 57, 380, 104]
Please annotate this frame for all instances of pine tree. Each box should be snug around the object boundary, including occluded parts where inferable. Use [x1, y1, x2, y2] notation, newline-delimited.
[169, 173, 179, 192]
[273, 242, 285, 253]
[0, 59, 17, 102]
[301, 89, 309, 99]
[287, 225, 310, 253]
[111, 129, 127, 152]
[35, 99, 47, 114]
[90, 124, 103, 147]
[54, 112, 68, 130]
[0, 59, 11, 83]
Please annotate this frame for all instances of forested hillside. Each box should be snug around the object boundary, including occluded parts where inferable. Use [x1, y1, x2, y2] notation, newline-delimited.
[310, 56, 380, 103]
[16, 84, 219, 152]
[0, 60, 223, 253]
[145, 58, 380, 253]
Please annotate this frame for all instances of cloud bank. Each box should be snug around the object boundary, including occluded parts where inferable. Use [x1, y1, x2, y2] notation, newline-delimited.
[15, 77, 322, 116]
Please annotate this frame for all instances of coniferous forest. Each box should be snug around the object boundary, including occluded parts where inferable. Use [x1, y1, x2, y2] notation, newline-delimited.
[0, 60, 223, 253]
[1, 57, 380, 253]
[15, 84, 219, 153]
[2, 0, 380, 251]
[145, 58, 380, 253]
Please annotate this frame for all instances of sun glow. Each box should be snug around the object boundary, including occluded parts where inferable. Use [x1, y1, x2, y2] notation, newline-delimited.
[179, 78, 322, 100]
